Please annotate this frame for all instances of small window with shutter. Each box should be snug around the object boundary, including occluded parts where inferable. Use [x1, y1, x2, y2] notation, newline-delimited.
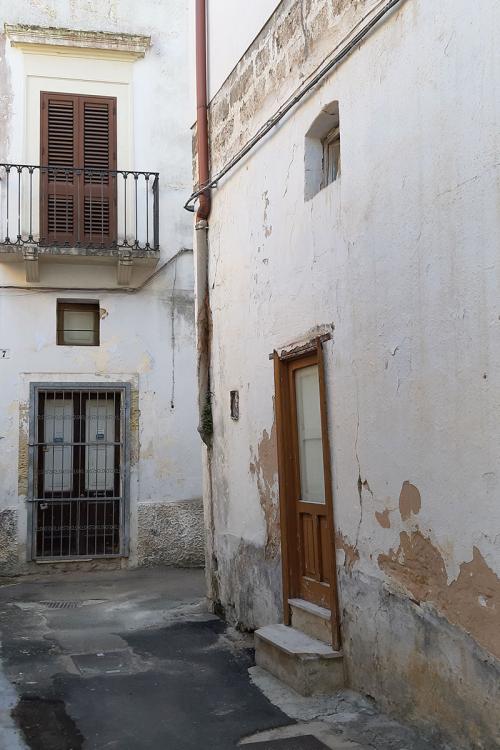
[40, 92, 117, 248]
[57, 300, 100, 346]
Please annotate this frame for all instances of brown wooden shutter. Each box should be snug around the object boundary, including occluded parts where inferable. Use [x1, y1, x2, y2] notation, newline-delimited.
[40, 92, 79, 245]
[40, 92, 117, 247]
[82, 96, 117, 246]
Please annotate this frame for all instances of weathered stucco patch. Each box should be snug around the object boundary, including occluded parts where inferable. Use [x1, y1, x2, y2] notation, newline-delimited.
[340, 569, 500, 750]
[335, 531, 359, 571]
[398, 481, 421, 521]
[214, 538, 283, 630]
[379, 530, 500, 658]
[18, 402, 29, 496]
[375, 508, 391, 528]
[136, 499, 204, 568]
[250, 420, 280, 559]
[262, 190, 272, 238]
[0, 509, 20, 575]
[129, 388, 140, 464]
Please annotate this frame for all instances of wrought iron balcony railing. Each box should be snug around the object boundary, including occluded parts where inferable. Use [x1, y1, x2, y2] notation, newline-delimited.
[0, 164, 159, 252]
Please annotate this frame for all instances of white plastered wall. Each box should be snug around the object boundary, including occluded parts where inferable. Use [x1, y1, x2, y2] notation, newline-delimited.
[0, 0, 202, 570]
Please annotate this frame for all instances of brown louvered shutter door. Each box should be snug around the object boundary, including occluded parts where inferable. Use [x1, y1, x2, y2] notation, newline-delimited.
[41, 93, 117, 247]
[82, 96, 117, 246]
[40, 93, 79, 245]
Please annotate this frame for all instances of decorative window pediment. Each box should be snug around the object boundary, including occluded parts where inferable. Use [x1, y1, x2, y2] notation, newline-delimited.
[4, 23, 150, 61]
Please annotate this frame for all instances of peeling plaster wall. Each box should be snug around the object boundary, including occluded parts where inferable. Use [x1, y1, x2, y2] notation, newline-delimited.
[205, 0, 500, 745]
[0, 0, 202, 573]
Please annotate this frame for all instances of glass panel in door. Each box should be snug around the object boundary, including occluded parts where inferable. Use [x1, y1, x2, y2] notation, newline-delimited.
[295, 364, 326, 503]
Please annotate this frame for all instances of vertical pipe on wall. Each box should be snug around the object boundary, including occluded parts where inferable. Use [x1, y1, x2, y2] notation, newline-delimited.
[195, 0, 211, 223]
[194, 0, 219, 608]
[194, 0, 212, 445]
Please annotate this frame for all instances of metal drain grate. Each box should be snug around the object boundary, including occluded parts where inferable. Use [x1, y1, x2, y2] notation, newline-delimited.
[40, 601, 83, 609]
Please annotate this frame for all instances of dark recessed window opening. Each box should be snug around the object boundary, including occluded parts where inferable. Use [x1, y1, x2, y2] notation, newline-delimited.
[230, 390, 239, 421]
[322, 125, 341, 187]
[57, 300, 100, 346]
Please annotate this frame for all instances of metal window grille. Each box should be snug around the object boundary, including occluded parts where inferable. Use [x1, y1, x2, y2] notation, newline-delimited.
[28, 384, 130, 560]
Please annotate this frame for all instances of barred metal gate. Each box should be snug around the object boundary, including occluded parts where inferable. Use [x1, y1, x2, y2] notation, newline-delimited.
[28, 383, 130, 560]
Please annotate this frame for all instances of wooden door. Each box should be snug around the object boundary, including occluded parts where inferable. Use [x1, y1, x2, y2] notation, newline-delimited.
[274, 340, 340, 647]
[40, 92, 117, 247]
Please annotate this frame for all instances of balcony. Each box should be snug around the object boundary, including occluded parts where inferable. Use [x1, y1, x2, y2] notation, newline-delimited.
[0, 164, 159, 284]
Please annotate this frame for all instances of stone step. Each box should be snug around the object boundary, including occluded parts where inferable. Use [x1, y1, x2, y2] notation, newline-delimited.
[254, 623, 344, 696]
[289, 597, 332, 645]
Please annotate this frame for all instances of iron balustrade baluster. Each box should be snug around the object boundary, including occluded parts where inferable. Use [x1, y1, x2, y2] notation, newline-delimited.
[28, 167, 34, 243]
[101, 172, 104, 248]
[134, 172, 138, 249]
[65, 169, 69, 242]
[5, 165, 10, 243]
[89, 168, 93, 246]
[53, 168, 57, 247]
[145, 173, 150, 249]
[153, 174, 159, 250]
[76, 168, 81, 247]
[16, 166, 21, 243]
[123, 171, 128, 246]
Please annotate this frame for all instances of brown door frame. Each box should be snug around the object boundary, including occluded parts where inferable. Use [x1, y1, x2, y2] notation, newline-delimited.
[273, 337, 340, 650]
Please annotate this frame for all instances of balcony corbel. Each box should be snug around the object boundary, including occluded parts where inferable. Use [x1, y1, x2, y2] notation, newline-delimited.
[23, 246, 39, 283]
[117, 251, 133, 286]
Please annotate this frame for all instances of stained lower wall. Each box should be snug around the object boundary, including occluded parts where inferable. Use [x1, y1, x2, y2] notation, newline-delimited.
[0, 509, 21, 576]
[340, 570, 500, 749]
[136, 499, 204, 568]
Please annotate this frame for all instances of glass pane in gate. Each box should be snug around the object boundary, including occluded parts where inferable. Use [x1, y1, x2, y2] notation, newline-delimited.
[85, 398, 116, 493]
[42, 397, 73, 494]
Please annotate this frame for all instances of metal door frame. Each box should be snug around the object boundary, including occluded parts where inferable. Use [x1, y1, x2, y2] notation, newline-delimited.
[27, 381, 131, 561]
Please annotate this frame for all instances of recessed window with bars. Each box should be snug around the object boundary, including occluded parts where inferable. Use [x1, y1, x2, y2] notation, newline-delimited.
[28, 384, 130, 560]
[40, 92, 117, 247]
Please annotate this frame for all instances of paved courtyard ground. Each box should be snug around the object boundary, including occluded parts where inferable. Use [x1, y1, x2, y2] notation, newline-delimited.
[0, 567, 452, 749]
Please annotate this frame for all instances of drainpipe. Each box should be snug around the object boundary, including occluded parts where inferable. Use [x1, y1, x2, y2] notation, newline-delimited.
[194, 0, 212, 447]
[194, 0, 218, 608]
[196, 0, 211, 223]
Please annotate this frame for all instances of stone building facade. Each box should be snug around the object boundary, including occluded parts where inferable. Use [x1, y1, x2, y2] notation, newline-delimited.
[195, 0, 500, 747]
[0, 0, 203, 573]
